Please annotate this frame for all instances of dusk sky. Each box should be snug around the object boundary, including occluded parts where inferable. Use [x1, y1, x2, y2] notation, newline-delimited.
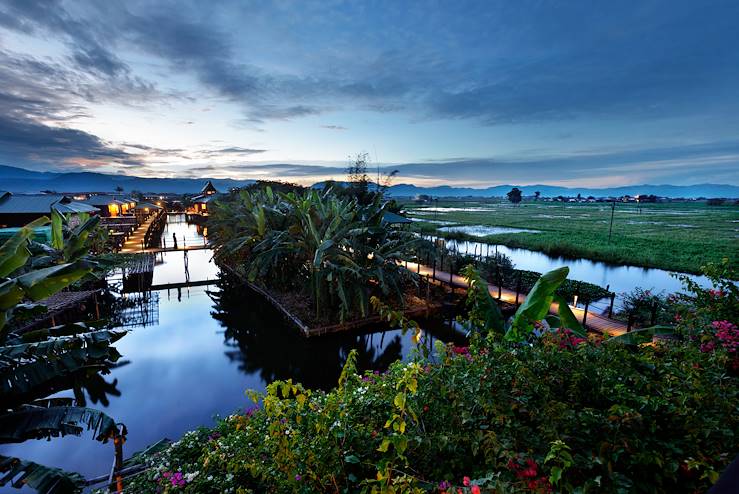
[1, 0, 738, 187]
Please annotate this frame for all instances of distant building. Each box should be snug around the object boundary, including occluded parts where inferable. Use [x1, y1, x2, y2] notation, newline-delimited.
[82, 195, 137, 217]
[0, 192, 98, 228]
[190, 181, 219, 215]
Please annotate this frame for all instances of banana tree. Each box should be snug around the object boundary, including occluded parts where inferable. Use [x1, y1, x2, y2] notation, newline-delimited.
[0, 219, 127, 493]
[461, 265, 585, 342]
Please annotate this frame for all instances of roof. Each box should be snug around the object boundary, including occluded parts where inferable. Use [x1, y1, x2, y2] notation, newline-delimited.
[201, 180, 217, 194]
[134, 202, 162, 210]
[53, 201, 100, 214]
[0, 193, 67, 214]
[382, 211, 412, 224]
[192, 193, 219, 204]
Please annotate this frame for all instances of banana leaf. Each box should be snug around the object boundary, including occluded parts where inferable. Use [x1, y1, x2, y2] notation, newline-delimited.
[50, 210, 64, 251]
[506, 267, 569, 342]
[553, 294, 586, 337]
[0, 330, 125, 401]
[0, 217, 49, 278]
[0, 455, 85, 493]
[461, 264, 505, 333]
[0, 405, 122, 443]
[16, 261, 94, 301]
[63, 216, 100, 262]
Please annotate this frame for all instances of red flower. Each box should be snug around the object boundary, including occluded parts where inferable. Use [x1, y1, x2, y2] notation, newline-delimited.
[471, 486, 481, 494]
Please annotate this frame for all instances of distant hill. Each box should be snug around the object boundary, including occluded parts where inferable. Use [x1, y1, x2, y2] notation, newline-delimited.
[1, 165, 737, 198]
[0, 165, 254, 194]
[385, 183, 739, 199]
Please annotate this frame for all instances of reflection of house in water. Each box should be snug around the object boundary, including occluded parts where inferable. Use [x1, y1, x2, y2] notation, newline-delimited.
[189, 180, 219, 217]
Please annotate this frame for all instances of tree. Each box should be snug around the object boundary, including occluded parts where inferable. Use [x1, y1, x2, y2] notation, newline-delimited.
[114, 185, 124, 193]
[506, 187, 522, 206]
[534, 191, 540, 201]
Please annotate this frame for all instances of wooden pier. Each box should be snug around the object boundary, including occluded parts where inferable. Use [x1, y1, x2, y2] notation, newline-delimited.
[404, 261, 628, 336]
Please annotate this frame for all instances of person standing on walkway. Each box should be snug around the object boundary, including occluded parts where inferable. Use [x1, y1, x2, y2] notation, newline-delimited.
[173, 232, 178, 249]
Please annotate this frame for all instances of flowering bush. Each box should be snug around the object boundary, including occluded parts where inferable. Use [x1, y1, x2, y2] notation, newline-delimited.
[123, 335, 737, 493]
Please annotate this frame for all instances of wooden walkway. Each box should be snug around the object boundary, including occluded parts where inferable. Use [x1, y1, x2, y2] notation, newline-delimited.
[120, 214, 159, 253]
[405, 261, 628, 336]
[141, 243, 210, 254]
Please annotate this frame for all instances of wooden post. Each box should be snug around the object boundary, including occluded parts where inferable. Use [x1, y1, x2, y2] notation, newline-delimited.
[582, 300, 589, 328]
[515, 272, 521, 305]
[425, 274, 430, 306]
[627, 313, 634, 332]
[496, 264, 501, 299]
[432, 258, 436, 279]
[608, 293, 615, 318]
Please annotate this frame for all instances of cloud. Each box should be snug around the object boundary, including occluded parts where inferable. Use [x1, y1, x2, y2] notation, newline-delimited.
[0, 113, 140, 169]
[321, 125, 347, 131]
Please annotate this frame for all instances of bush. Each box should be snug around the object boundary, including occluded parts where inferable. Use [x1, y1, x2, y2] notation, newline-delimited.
[123, 338, 737, 493]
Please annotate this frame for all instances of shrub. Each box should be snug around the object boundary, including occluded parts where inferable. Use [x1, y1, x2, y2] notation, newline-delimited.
[123, 338, 737, 493]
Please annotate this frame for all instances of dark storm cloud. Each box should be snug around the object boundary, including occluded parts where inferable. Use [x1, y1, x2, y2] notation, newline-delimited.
[0, 114, 140, 167]
[4, 1, 739, 126]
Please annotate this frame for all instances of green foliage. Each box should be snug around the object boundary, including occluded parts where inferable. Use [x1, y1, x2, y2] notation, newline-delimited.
[460, 265, 585, 342]
[0, 218, 127, 493]
[0, 455, 86, 494]
[407, 199, 738, 276]
[211, 187, 418, 322]
[122, 337, 737, 493]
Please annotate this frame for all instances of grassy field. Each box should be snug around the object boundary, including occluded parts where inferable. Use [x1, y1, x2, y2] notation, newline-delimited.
[403, 199, 738, 276]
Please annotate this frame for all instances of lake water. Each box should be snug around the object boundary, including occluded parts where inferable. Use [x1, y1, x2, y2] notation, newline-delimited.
[438, 225, 541, 236]
[0, 216, 464, 483]
[429, 236, 712, 312]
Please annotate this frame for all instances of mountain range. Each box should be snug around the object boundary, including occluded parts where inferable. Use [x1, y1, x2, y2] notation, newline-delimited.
[1, 165, 737, 198]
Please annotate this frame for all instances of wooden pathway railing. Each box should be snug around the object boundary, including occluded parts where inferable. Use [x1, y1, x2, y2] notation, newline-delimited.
[404, 261, 628, 336]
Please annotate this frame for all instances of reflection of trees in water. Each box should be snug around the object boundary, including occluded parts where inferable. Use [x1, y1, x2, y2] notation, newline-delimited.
[5, 363, 123, 410]
[208, 274, 404, 390]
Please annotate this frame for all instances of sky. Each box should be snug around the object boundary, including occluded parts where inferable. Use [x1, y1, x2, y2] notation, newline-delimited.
[1, 0, 738, 187]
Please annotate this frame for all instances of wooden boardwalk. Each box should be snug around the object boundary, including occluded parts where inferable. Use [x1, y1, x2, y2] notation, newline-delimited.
[120, 214, 159, 253]
[405, 261, 627, 336]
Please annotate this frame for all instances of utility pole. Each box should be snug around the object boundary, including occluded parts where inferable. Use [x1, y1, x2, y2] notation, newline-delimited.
[608, 200, 616, 243]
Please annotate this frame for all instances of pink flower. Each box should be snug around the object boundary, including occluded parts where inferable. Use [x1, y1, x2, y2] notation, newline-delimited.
[463, 476, 471, 486]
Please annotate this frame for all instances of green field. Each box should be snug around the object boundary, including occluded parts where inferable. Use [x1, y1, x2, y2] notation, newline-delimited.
[403, 199, 739, 276]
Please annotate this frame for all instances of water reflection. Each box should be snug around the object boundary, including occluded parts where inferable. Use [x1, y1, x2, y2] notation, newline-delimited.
[210, 274, 464, 390]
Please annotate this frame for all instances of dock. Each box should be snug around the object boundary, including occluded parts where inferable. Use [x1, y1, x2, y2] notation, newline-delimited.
[404, 261, 627, 336]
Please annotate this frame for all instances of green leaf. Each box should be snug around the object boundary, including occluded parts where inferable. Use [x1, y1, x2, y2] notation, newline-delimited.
[506, 267, 569, 342]
[16, 261, 94, 301]
[50, 209, 64, 250]
[554, 294, 586, 337]
[0, 455, 85, 494]
[0, 405, 123, 443]
[344, 454, 360, 464]
[0, 217, 49, 278]
[377, 439, 391, 452]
